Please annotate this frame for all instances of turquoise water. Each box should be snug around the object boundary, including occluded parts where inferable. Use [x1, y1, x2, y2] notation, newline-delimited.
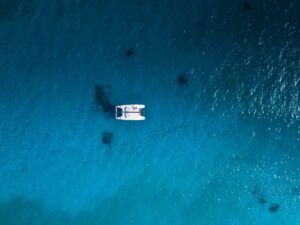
[0, 0, 300, 224]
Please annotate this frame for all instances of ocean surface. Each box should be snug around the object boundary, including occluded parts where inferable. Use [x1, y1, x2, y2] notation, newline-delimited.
[0, 0, 300, 224]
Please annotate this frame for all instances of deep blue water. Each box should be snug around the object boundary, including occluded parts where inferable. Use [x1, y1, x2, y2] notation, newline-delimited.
[0, 0, 300, 224]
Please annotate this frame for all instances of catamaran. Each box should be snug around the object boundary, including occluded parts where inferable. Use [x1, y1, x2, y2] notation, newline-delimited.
[115, 104, 145, 120]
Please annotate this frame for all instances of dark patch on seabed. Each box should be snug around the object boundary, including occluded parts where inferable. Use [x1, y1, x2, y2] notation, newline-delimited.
[102, 132, 114, 145]
[268, 203, 280, 213]
[94, 85, 114, 116]
[177, 74, 188, 87]
[125, 49, 134, 58]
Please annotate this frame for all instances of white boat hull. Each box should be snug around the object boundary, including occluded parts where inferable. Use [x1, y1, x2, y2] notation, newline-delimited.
[115, 104, 145, 120]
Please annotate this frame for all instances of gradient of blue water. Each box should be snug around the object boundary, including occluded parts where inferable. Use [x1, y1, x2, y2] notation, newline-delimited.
[0, 0, 300, 224]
